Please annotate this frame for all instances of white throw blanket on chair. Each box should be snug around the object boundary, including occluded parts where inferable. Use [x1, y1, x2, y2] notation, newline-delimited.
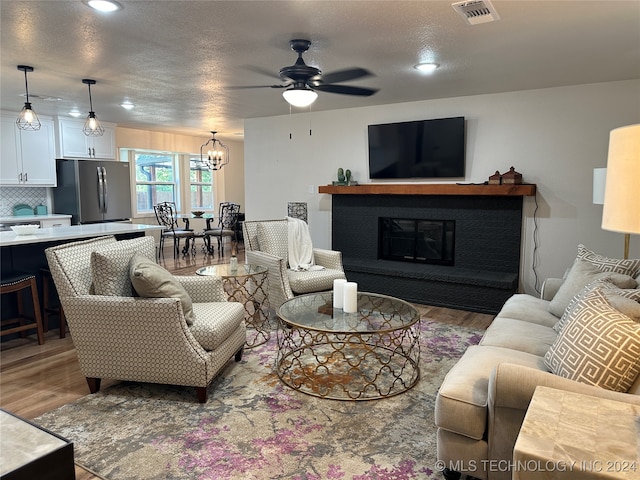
[287, 217, 324, 271]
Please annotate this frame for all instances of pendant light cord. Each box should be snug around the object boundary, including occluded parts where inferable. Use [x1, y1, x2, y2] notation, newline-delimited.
[87, 83, 94, 111]
[23, 69, 30, 103]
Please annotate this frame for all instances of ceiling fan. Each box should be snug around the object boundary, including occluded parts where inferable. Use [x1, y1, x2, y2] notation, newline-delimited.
[238, 39, 378, 107]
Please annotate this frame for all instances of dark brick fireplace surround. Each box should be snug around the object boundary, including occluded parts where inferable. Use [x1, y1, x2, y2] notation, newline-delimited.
[320, 184, 536, 314]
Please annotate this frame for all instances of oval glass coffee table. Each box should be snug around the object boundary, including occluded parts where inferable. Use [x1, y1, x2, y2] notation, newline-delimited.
[196, 264, 270, 348]
[276, 291, 420, 400]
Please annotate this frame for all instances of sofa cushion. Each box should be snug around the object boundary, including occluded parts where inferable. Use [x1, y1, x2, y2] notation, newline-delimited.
[544, 289, 640, 392]
[435, 345, 547, 440]
[554, 279, 639, 333]
[288, 268, 346, 294]
[495, 294, 558, 328]
[257, 221, 288, 260]
[479, 317, 558, 356]
[91, 236, 156, 297]
[129, 255, 195, 326]
[190, 302, 245, 350]
[547, 259, 636, 318]
[577, 244, 640, 277]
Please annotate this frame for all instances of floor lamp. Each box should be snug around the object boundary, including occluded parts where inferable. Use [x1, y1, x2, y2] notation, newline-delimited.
[601, 124, 640, 259]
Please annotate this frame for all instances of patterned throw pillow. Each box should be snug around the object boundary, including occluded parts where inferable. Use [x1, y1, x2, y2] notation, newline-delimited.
[545, 289, 640, 392]
[577, 244, 640, 277]
[553, 278, 640, 333]
[547, 259, 636, 318]
[129, 255, 195, 326]
[257, 221, 289, 260]
[91, 236, 156, 297]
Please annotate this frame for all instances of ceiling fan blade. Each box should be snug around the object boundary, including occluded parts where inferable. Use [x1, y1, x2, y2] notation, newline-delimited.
[243, 65, 283, 81]
[227, 84, 288, 90]
[317, 67, 373, 84]
[313, 84, 378, 96]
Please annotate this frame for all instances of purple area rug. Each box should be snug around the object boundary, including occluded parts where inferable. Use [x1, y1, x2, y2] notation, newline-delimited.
[35, 319, 482, 480]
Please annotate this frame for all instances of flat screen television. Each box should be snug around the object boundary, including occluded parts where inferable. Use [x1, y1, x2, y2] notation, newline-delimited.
[368, 116, 465, 179]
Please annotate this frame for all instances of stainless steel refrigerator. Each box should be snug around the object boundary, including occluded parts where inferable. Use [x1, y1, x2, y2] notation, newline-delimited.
[53, 159, 132, 224]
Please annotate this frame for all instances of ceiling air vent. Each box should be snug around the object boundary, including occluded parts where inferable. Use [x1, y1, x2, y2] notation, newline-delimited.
[452, 0, 500, 25]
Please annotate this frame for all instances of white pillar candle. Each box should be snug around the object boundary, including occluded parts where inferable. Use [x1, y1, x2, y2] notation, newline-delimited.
[343, 281, 358, 313]
[333, 279, 347, 309]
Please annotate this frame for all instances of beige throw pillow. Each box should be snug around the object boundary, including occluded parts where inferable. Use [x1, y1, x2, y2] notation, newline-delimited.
[547, 259, 636, 318]
[129, 255, 195, 326]
[545, 288, 640, 392]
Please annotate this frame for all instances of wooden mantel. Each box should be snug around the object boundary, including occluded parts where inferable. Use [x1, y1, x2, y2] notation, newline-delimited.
[318, 183, 536, 196]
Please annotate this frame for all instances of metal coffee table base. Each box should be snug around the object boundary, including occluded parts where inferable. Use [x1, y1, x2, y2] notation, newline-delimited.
[276, 326, 420, 400]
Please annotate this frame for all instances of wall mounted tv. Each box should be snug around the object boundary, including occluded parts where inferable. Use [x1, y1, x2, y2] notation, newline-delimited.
[368, 116, 465, 179]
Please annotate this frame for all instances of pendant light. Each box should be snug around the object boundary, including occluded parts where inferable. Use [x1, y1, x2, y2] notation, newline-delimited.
[16, 65, 41, 131]
[82, 79, 105, 136]
[200, 131, 229, 170]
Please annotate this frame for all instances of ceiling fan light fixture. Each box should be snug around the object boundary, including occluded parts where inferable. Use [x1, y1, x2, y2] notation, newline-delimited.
[81, 79, 105, 137]
[282, 88, 318, 108]
[16, 65, 41, 131]
[414, 63, 439, 73]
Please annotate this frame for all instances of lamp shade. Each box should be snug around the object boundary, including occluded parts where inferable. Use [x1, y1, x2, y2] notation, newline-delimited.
[602, 124, 640, 234]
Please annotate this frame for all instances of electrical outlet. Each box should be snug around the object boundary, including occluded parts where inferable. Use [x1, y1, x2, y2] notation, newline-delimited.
[308, 185, 316, 194]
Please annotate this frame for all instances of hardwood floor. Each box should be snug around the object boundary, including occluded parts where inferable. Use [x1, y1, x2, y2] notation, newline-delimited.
[0, 241, 494, 479]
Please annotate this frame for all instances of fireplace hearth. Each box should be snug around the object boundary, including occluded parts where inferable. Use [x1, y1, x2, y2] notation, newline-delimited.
[329, 193, 526, 314]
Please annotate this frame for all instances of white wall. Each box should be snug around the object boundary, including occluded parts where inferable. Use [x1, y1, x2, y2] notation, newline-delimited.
[244, 80, 640, 294]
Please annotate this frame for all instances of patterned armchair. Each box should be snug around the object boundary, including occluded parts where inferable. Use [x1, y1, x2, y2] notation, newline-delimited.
[45, 235, 246, 403]
[243, 219, 346, 309]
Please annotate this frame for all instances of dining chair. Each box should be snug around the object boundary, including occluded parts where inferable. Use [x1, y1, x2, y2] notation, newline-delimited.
[154, 202, 195, 258]
[203, 203, 241, 257]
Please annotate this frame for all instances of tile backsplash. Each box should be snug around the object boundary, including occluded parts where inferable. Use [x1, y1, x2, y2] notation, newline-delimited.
[0, 187, 49, 216]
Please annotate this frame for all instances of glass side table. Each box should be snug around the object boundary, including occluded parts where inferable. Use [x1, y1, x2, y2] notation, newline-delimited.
[196, 264, 270, 348]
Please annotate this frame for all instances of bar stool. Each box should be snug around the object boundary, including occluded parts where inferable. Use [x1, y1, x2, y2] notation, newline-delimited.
[0, 273, 45, 345]
[41, 268, 67, 338]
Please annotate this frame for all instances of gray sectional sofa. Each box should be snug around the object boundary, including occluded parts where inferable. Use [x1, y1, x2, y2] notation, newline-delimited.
[435, 245, 640, 480]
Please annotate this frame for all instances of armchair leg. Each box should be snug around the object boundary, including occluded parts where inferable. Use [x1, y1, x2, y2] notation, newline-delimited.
[196, 387, 207, 403]
[235, 348, 243, 362]
[86, 377, 101, 394]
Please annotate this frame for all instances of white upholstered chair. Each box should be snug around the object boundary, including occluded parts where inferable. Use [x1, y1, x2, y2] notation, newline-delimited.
[45, 235, 246, 403]
[243, 219, 346, 309]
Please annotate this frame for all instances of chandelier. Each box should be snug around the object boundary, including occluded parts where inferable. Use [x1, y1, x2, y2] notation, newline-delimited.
[200, 131, 229, 170]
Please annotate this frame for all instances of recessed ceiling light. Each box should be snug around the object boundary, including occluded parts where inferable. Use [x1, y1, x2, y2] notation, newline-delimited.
[120, 101, 135, 110]
[414, 63, 439, 73]
[68, 110, 83, 118]
[84, 0, 123, 12]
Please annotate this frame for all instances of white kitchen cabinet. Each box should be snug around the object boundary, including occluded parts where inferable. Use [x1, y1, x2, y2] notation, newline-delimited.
[0, 112, 57, 186]
[56, 117, 116, 159]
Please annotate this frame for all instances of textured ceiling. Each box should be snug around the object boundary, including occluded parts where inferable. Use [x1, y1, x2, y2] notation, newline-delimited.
[1, 1, 639, 141]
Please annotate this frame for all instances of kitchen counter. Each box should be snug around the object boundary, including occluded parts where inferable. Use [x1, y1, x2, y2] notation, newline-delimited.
[0, 214, 72, 223]
[0, 223, 163, 247]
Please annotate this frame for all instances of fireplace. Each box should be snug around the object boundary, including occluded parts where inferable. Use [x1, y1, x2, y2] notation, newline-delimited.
[329, 193, 526, 314]
[379, 218, 455, 265]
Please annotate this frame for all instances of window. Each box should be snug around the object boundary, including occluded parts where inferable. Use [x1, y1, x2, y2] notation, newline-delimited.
[134, 152, 177, 213]
[123, 148, 217, 217]
[189, 156, 213, 210]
